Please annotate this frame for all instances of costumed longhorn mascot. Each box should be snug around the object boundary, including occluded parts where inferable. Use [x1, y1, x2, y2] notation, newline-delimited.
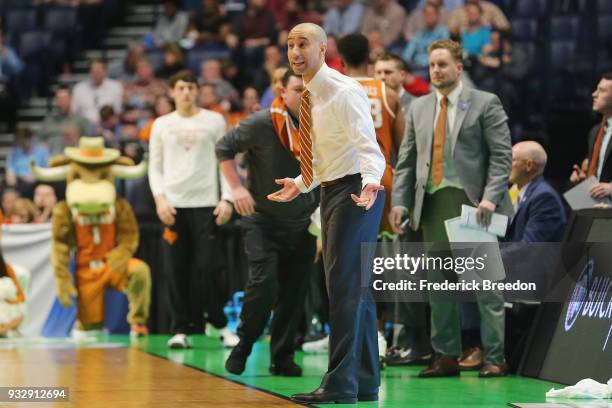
[32, 136, 151, 337]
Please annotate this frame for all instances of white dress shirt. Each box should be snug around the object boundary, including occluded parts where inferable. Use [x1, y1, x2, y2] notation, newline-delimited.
[71, 78, 123, 123]
[434, 80, 463, 135]
[596, 117, 612, 180]
[515, 181, 530, 211]
[148, 109, 232, 208]
[294, 63, 386, 193]
[426, 81, 464, 193]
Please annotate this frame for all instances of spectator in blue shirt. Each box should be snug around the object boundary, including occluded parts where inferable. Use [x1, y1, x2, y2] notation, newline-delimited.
[401, 4, 449, 69]
[6, 127, 50, 198]
[0, 35, 24, 84]
[0, 31, 24, 127]
[461, 3, 492, 57]
[323, 0, 365, 38]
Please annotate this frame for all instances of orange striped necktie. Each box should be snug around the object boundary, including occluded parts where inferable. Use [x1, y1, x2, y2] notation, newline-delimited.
[431, 95, 448, 186]
[299, 89, 314, 187]
[587, 118, 608, 177]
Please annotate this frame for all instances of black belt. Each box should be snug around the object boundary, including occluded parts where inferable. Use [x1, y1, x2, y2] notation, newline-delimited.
[320, 173, 361, 188]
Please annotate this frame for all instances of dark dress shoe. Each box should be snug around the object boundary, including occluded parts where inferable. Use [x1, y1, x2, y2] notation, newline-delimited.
[358, 393, 378, 401]
[385, 348, 432, 366]
[269, 361, 302, 377]
[224, 342, 252, 375]
[459, 346, 484, 370]
[479, 363, 507, 377]
[418, 354, 460, 378]
[291, 388, 357, 404]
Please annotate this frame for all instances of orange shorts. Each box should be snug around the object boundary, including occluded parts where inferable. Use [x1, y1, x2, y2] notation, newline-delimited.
[75, 259, 142, 325]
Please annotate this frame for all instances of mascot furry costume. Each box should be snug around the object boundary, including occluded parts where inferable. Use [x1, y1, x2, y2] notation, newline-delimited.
[32, 137, 151, 336]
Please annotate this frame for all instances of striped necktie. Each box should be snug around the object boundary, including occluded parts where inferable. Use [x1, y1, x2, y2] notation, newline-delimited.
[299, 89, 314, 187]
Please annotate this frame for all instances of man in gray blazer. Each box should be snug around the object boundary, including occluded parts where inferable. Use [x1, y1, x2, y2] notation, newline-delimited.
[390, 39, 513, 378]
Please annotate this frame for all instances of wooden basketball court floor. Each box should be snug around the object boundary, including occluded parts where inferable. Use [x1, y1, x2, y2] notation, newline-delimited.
[0, 334, 569, 407]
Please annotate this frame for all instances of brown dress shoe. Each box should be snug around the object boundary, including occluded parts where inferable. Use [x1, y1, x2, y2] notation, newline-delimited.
[459, 347, 484, 370]
[479, 363, 508, 377]
[418, 354, 460, 377]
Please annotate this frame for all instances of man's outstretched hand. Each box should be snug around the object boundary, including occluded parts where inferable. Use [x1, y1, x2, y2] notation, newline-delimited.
[351, 184, 384, 211]
[267, 178, 300, 202]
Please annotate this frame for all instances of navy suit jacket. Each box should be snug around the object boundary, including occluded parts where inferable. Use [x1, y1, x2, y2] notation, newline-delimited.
[506, 176, 567, 243]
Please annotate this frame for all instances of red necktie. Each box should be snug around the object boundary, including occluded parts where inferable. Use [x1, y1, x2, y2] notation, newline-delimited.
[299, 89, 314, 187]
[588, 118, 608, 177]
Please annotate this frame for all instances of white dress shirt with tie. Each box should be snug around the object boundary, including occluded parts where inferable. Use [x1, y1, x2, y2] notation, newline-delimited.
[425, 80, 464, 193]
[434, 81, 463, 135]
[294, 63, 386, 193]
[514, 181, 530, 212]
[596, 117, 612, 180]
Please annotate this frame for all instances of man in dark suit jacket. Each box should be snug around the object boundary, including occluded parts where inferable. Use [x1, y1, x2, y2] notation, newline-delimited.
[507, 141, 567, 243]
[570, 72, 612, 198]
[216, 69, 319, 377]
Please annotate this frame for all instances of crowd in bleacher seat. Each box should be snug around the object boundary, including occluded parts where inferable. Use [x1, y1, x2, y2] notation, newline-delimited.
[323, 0, 364, 38]
[0, 0, 610, 342]
[148, 0, 190, 49]
[198, 58, 239, 104]
[108, 42, 146, 82]
[0, 0, 124, 103]
[0, 183, 56, 224]
[72, 59, 124, 123]
[6, 127, 48, 198]
[39, 85, 93, 155]
[32, 183, 56, 223]
[0, 0, 609, 218]
[401, 3, 449, 68]
[156, 43, 187, 79]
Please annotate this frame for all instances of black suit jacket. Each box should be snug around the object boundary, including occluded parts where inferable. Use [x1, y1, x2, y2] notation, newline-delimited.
[215, 109, 319, 221]
[587, 122, 612, 182]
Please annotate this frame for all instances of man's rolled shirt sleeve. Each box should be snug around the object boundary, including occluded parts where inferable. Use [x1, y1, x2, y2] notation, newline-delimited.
[336, 87, 386, 189]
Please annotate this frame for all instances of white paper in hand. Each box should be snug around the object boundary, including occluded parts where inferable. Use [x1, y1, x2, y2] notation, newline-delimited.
[460, 205, 508, 237]
[563, 176, 612, 210]
[444, 217, 498, 242]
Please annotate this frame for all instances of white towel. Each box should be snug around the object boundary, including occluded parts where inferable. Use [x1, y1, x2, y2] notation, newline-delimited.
[546, 378, 612, 399]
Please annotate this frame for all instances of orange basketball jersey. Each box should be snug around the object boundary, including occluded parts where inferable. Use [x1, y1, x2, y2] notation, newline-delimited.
[356, 78, 396, 234]
[355, 78, 396, 166]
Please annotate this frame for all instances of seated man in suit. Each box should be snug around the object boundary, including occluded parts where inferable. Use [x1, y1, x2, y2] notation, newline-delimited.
[503, 141, 567, 368]
[507, 141, 567, 243]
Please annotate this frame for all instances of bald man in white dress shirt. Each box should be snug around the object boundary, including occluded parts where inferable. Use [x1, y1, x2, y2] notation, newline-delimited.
[268, 23, 386, 404]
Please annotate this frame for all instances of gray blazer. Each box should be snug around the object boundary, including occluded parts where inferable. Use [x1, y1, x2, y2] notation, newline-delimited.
[399, 90, 415, 113]
[392, 85, 513, 230]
